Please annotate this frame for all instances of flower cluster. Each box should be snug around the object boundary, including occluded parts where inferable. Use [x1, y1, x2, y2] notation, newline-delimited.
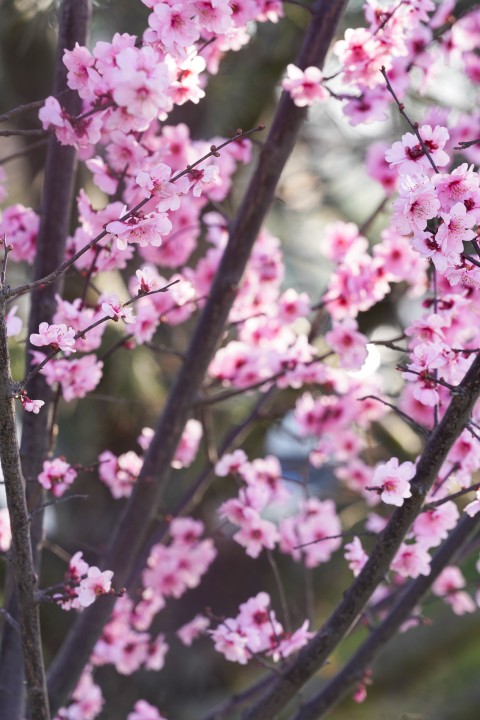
[211, 592, 313, 665]
[56, 552, 114, 611]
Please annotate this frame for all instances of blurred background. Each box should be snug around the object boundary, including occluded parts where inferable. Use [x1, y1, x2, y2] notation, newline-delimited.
[0, 0, 479, 718]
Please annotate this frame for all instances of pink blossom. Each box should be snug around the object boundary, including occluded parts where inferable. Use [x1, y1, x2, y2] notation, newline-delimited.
[192, 0, 233, 34]
[391, 542, 431, 578]
[344, 536, 368, 577]
[385, 125, 450, 175]
[464, 489, 480, 517]
[30, 322, 76, 355]
[325, 318, 368, 370]
[38, 355, 103, 401]
[138, 426, 154, 451]
[371, 458, 415, 506]
[215, 449, 249, 476]
[366, 141, 398, 194]
[172, 419, 203, 468]
[0, 508, 11, 553]
[0, 204, 38, 263]
[55, 667, 104, 720]
[342, 86, 390, 126]
[63, 43, 96, 96]
[282, 64, 327, 107]
[99, 450, 142, 499]
[436, 202, 477, 254]
[186, 165, 221, 197]
[106, 211, 172, 249]
[127, 700, 168, 720]
[38, 458, 78, 498]
[432, 566, 476, 615]
[145, 633, 169, 671]
[177, 614, 210, 646]
[77, 567, 114, 608]
[20, 396, 45, 414]
[413, 501, 459, 547]
[392, 174, 440, 234]
[6, 306, 22, 338]
[232, 508, 279, 558]
[100, 293, 135, 324]
[136, 164, 181, 211]
[147, 3, 200, 59]
[268, 620, 314, 662]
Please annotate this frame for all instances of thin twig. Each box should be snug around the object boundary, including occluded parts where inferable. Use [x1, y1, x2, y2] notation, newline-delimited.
[380, 66, 439, 174]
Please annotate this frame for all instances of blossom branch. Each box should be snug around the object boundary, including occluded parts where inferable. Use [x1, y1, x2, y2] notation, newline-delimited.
[46, 3, 349, 710]
[0, 298, 50, 720]
[290, 514, 480, 720]
[6, 126, 263, 302]
[242, 350, 480, 719]
[380, 66, 439, 173]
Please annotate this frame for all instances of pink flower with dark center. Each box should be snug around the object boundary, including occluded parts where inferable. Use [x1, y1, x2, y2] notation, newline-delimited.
[371, 458, 415, 506]
[282, 64, 328, 107]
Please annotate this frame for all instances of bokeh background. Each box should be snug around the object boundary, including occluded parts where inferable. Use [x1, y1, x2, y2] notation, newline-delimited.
[0, 0, 479, 718]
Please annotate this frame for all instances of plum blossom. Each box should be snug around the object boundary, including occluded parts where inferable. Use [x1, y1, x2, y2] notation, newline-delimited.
[391, 542, 431, 578]
[177, 614, 210, 646]
[413, 501, 459, 547]
[20, 395, 45, 414]
[172, 419, 203, 469]
[432, 566, 476, 615]
[100, 293, 135, 323]
[385, 125, 450, 174]
[106, 211, 172, 250]
[127, 700, 168, 720]
[0, 204, 39, 263]
[0, 508, 11, 553]
[370, 458, 415, 506]
[186, 165, 221, 197]
[282, 64, 327, 107]
[6, 306, 22, 338]
[77, 567, 114, 608]
[30, 322, 76, 355]
[211, 592, 312, 665]
[392, 174, 440, 234]
[147, 3, 200, 59]
[55, 667, 104, 720]
[344, 536, 368, 577]
[57, 552, 114, 612]
[38, 458, 78, 497]
[37, 354, 104, 401]
[136, 164, 182, 211]
[325, 318, 368, 370]
[464, 489, 480, 517]
[99, 450, 142, 499]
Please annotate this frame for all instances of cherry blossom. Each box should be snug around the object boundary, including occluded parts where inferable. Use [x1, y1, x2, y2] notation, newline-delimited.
[385, 125, 450, 174]
[282, 64, 328, 107]
[464, 490, 480, 517]
[77, 567, 114, 608]
[38, 458, 78, 498]
[19, 395, 45, 414]
[0, 508, 11, 553]
[100, 293, 135, 324]
[370, 458, 415, 506]
[176, 614, 210, 646]
[2, 3, 480, 718]
[30, 322, 77, 355]
[127, 699, 168, 720]
[6, 306, 22, 338]
[432, 566, 476, 615]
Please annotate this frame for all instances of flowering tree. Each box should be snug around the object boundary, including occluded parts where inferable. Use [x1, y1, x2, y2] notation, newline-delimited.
[1, 0, 480, 719]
